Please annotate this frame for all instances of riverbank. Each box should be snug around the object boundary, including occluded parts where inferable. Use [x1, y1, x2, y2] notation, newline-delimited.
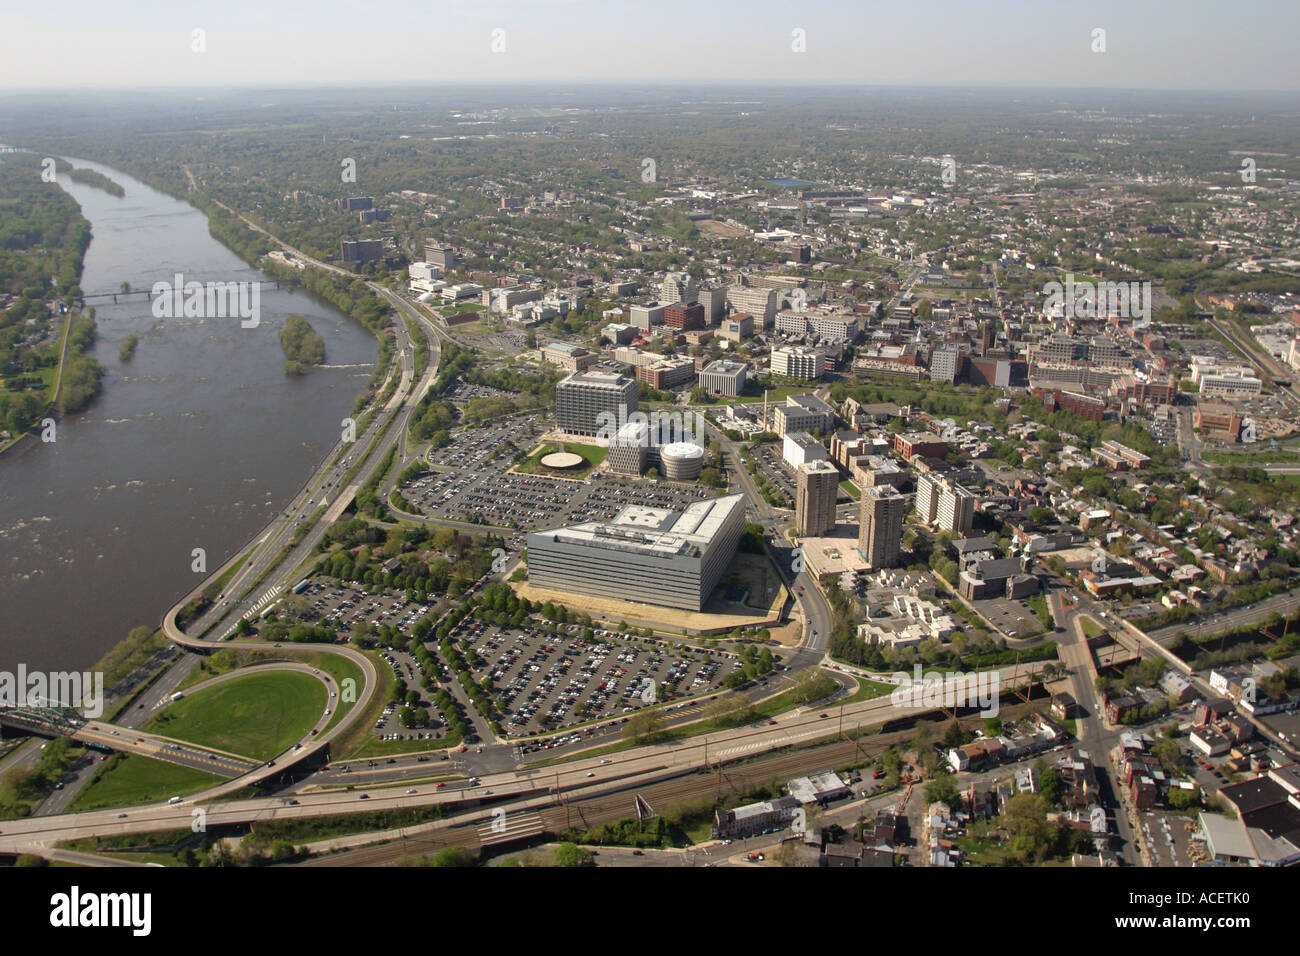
[0, 157, 382, 673]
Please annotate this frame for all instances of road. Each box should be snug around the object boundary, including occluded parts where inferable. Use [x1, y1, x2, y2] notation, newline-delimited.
[1048, 590, 1142, 864]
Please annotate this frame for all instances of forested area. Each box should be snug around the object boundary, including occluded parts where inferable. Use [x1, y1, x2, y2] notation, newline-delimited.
[279, 313, 325, 373]
[67, 167, 125, 197]
[0, 153, 93, 436]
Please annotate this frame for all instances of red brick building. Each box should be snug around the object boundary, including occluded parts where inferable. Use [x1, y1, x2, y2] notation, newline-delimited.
[664, 302, 705, 331]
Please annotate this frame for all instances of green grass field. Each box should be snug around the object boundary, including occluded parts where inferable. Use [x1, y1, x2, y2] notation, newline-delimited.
[145, 670, 326, 760]
[844, 677, 896, 703]
[515, 441, 608, 478]
[69, 755, 223, 812]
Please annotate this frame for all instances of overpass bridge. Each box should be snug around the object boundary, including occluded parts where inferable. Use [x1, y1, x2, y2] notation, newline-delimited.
[0, 705, 256, 777]
[0, 703, 86, 741]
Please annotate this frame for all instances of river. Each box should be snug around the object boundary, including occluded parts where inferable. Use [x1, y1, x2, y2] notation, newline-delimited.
[0, 158, 376, 674]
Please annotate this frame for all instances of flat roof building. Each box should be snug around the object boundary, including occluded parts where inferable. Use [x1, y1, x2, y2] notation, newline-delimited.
[525, 494, 746, 611]
[699, 359, 748, 396]
[859, 486, 906, 570]
[555, 370, 638, 438]
[797, 460, 839, 537]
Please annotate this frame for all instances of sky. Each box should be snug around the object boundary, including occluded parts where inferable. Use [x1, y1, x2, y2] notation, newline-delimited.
[2, 0, 1297, 92]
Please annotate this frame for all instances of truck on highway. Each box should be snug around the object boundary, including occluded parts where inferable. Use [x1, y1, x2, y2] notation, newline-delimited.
[168, 796, 182, 805]
[170, 691, 184, 702]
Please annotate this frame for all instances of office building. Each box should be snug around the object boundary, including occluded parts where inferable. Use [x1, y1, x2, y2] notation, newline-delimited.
[859, 486, 906, 570]
[664, 302, 706, 331]
[771, 346, 824, 380]
[718, 313, 754, 342]
[1044, 389, 1106, 422]
[638, 357, 696, 390]
[892, 432, 948, 463]
[916, 474, 976, 534]
[661, 272, 698, 306]
[555, 370, 638, 437]
[727, 285, 778, 329]
[796, 460, 840, 537]
[601, 323, 637, 346]
[771, 393, 835, 437]
[525, 494, 746, 611]
[614, 347, 659, 369]
[629, 303, 666, 331]
[1194, 403, 1244, 443]
[1199, 369, 1263, 397]
[782, 431, 828, 468]
[937, 483, 977, 535]
[424, 242, 457, 271]
[607, 421, 649, 476]
[486, 286, 543, 314]
[698, 285, 727, 325]
[408, 261, 441, 283]
[541, 342, 595, 372]
[659, 442, 706, 481]
[340, 239, 384, 263]
[698, 359, 748, 396]
[930, 344, 962, 383]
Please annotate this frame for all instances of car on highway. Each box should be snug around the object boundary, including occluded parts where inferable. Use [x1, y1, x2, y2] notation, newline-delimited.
[436, 782, 447, 789]
[359, 793, 369, 799]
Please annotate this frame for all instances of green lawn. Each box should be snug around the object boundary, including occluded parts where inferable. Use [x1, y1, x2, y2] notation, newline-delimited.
[515, 441, 608, 478]
[145, 670, 326, 760]
[743, 384, 814, 403]
[839, 478, 861, 500]
[69, 755, 223, 812]
[844, 677, 896, 703]
[1080, 618, 1104, 639]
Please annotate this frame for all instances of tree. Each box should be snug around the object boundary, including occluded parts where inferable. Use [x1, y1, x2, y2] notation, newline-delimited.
[704, 691, 755, 727]
[429, 846, 479, 867]
[621, 709, 664, 744]
[554, 842, 593, 867]
[924, 771, 961, 807]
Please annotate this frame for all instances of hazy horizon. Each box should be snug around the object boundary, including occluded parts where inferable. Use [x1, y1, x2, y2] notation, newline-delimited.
[3, 0, 1297, 93]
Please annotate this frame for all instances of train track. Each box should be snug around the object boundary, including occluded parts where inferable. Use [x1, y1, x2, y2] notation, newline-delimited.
[293, 722, 944, 867]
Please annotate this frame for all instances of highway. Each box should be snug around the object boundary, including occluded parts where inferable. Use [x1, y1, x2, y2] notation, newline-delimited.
[0, 658, 1047, 856]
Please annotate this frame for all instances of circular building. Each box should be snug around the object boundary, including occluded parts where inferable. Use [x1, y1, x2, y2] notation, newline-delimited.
[540, 451, 584, 470]
[659, 442, 705, 481]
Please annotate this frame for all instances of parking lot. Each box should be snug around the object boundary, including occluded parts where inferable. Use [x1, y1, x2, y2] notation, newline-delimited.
[751, 442, 797, 500]
[428, 415, 539, 471]
[401, 467, 719, 531]
[450, 616, 741, 742]
[442, 378, 515, 402]
[291, 580, 429, 637]
[972, 596, 1047, 639]
[1138, 811, 1197, 866]
[277, 581, 458, 742]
